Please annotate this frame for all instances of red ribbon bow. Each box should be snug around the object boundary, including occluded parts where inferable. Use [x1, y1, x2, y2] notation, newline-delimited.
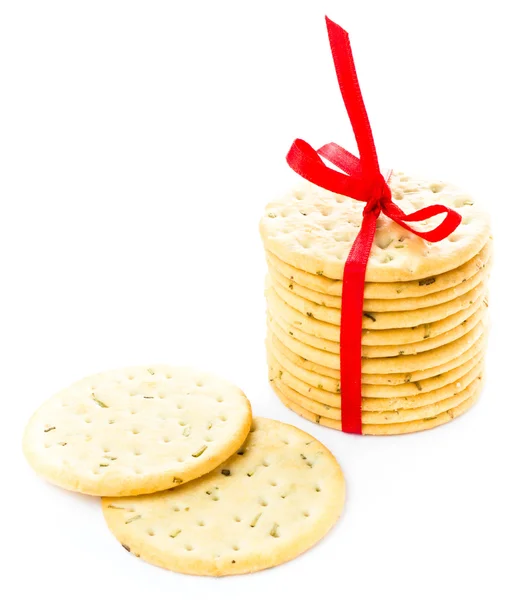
[286, 17, 462, 434]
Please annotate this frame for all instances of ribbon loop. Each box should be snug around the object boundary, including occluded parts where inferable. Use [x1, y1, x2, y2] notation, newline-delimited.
[285, 17, 462, 434]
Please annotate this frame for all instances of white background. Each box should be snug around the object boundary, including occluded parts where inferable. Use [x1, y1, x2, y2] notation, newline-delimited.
[1, 1, 504, 599]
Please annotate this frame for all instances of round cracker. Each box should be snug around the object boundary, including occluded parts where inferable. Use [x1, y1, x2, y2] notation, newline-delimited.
[102, 417, 345, 576]
[270, 275, 486, 330]
[271, 378, 482, 435]
[267, 316, 486, 374]
[268, 351, 484, 411]
[268, 301, 486, 358]
[264, 240, 491, 299]
[23, 365, 252, 496]
[267, 335, 485, 399]
[268, 257, 488, 312]
[267, 328, 487, 385]
[265, 284, 485, 345]
[260, 172, 490, 282]
[268, 356, 484, 420]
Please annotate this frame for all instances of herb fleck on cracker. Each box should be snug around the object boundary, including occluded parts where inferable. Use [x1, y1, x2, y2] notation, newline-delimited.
[418, 277, 436, 286]
[363, 313, 376, 322]
[192, 445, 208, 458]
[250, 513, 262, 528]
[91, 393, 108, 408]
[125, 514, 142, 525]
[270, 523, 280, 538]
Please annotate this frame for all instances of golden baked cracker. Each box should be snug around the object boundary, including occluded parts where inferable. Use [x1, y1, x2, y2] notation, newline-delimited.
[268, 351, 484, 411]
[272, 377, 483, 435]
[265, 284, 485, 345]
[267, 315, 486, 374]
[268, 301, 486, 358]
[268, 256, 488, 311]
[268, 356, 483, 419]
[267, 334, 485, 399]
[102, 417, 345, 576]
[23, 365, 252, 496]
[260, 173, 490, 282]
[264, 240, 491, 299]
[267, 328, 487, 385]
[270, 274, 486, 329]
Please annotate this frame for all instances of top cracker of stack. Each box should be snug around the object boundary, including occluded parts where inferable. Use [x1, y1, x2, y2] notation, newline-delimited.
[260, 171, 491, 434]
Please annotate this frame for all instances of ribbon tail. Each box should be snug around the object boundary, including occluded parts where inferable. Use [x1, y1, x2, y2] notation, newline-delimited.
[340, 209, 378, 434]
[325, 17, 379, 177]
[384, 202, 463, 243]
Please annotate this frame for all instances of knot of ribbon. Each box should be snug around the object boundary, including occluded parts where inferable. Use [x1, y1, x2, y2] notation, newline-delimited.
[285, 17, 462, 434]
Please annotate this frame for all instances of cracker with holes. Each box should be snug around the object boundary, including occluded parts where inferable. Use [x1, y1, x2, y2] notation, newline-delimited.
[23, 365, 252, 496]
[102, 417, 345, 576]
[265, 240, 492, 299]
[267, 252, 490, 311]
[260, 172, 490, 282]
[261, 173, 491, 433]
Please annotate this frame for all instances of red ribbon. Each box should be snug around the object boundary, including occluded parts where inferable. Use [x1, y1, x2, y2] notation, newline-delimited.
[286, 17, 462, 434]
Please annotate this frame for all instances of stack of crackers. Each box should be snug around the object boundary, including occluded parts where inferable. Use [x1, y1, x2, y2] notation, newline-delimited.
[23, 366, 345, 575]
[260, 172, 491, 435]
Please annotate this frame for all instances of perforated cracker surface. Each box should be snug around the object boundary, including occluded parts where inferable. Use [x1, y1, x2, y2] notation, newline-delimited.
[23, 365, 252, 496]
[265, 241, 492, 299]
[102, 417, 345, 576]
[260, 172, 490, 282]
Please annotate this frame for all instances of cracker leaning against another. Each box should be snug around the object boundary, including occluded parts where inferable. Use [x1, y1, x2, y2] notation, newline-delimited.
[23, 365, 252, 496]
